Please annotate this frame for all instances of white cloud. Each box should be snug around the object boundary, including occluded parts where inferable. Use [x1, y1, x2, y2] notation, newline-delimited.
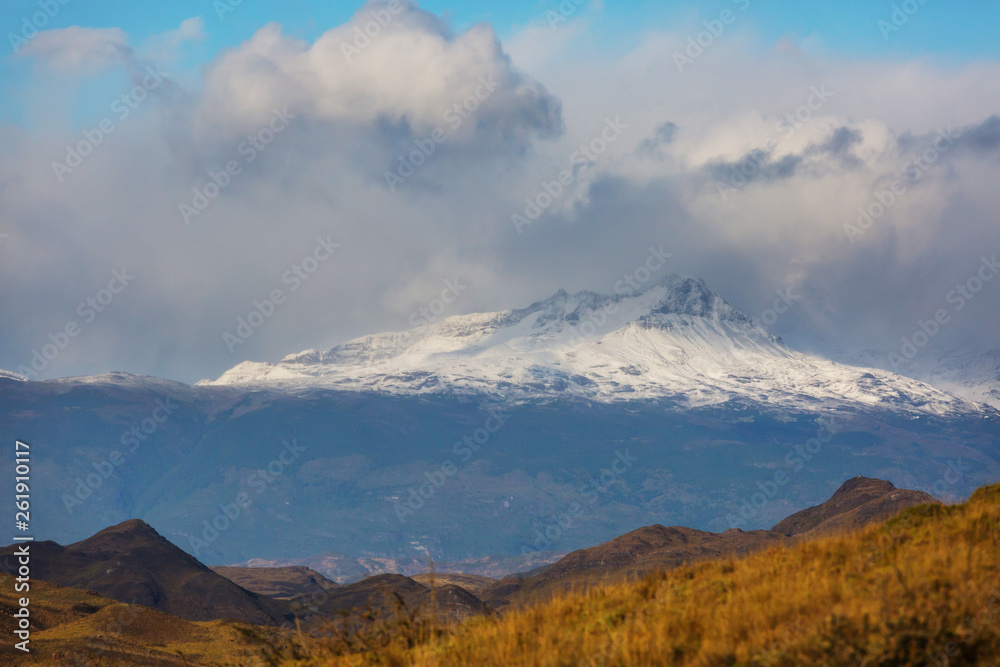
[21, 18, 204, 76]
[2, 8, 1000, 382]
[19, 26, 131, 73]
[142, 16, 205, 63]
[196, 1, 562, 141]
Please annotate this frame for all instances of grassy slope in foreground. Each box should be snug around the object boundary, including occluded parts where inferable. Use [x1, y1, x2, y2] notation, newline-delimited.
[0, 574, 305, 665]
[307, 483, 1000, 666]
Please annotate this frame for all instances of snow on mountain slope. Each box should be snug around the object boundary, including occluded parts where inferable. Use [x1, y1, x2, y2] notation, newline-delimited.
[201, 275, 986, 415]
[0, 368, 28, 381]
[845, 348, 1000, 410]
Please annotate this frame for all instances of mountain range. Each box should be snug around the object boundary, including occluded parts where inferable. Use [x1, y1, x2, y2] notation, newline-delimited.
[844, 346, 1000, 410]
[479, 476, 938, 612]
[0, 274, 996, 568]
[0, 475, 958, 664]
[201, 274, 990, 416]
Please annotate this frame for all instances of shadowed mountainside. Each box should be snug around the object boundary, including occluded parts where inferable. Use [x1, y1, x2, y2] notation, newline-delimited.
[0, 519, 291, 626]
[212, 565, 339, 599]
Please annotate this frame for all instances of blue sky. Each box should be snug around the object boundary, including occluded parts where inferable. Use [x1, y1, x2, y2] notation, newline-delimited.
[5, 0, 1000, 70]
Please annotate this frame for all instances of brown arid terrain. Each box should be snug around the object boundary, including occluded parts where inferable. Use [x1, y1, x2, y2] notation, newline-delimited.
[290, 573, 496, 636]
[212, 566, 339, 600]
[0, 573, 308, 665]
[410, 573, 497, 597]
[481, 476, 939, 612]
[239, 549, 565, 584]
[0, 519, 292, 626]
[771, 475, 940, 536]
[3, 476, 997, 666]
[282, 481, 1000, 665]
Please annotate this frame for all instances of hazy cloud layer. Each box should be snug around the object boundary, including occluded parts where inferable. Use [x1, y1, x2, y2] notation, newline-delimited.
[1, 2, 999, 383]
[19, 26, 131, 73]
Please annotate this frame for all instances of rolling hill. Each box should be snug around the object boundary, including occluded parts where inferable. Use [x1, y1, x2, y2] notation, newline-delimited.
[212, 565, 339, 599]
[3, 476, 994, 665]
[771, 475, 939, 536]
[480, 476, 941, 611]
[0, 519, 291, 626]
[0, 573, 306, 666]
[283, 481, 1000, 665]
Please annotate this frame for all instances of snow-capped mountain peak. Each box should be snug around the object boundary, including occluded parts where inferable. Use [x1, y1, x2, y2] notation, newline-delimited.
[201, 275, 987, 416]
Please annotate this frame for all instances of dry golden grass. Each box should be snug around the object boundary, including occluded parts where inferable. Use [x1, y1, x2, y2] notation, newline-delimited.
[0, 574, 310, 665]
[281, 483, 1000, 666]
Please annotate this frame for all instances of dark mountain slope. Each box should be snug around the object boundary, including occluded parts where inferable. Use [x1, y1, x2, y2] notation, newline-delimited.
[0, 519, 291, 625]
[212, 565, 338, 599]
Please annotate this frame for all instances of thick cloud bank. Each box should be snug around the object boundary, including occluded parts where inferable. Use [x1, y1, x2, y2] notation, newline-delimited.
[1, 2, 998, 382]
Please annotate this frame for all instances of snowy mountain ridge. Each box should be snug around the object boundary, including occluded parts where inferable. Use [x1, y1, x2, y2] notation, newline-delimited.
[200, 274, 990, 416]
[844, 348, 1000, 410]
[0, 368, 28, 382]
